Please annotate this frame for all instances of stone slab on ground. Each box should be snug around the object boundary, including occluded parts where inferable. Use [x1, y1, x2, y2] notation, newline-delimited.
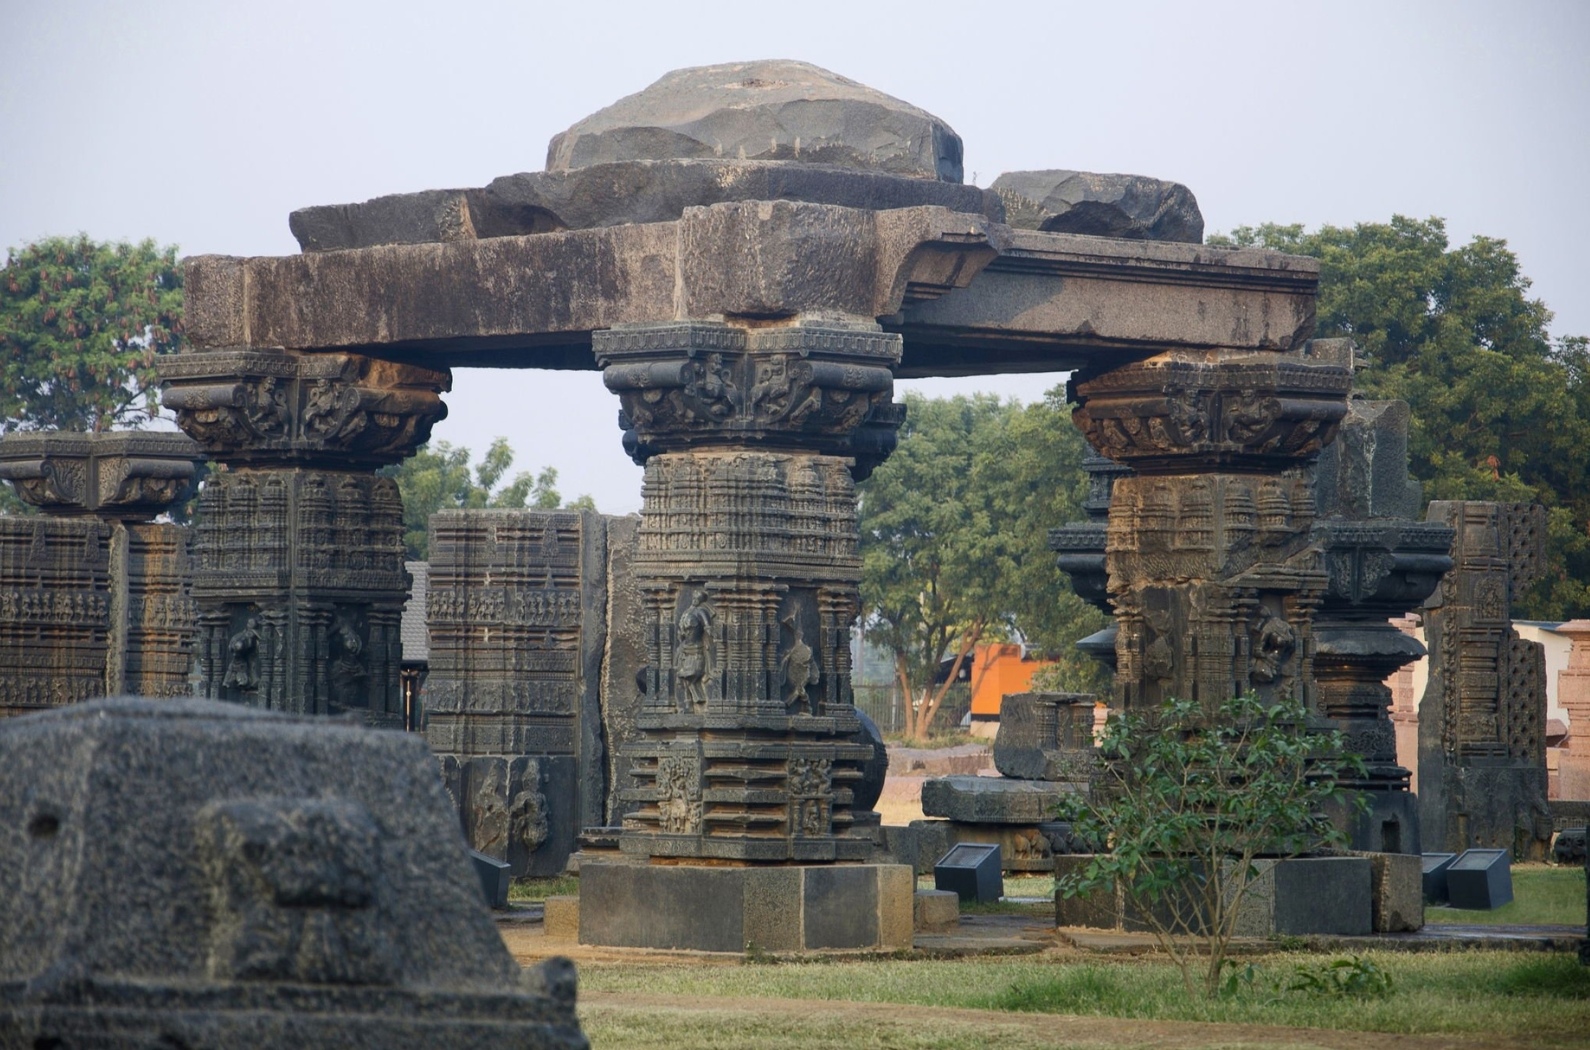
[0, 696, 586, 1050]
[920, 775, 1078, 824]
[578, 861, 912, 953]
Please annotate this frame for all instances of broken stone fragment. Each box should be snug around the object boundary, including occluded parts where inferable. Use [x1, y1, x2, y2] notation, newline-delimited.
[991, 169, 1204, 243]
[546, 59, 965, 182]
[288, 161, 1001, 252]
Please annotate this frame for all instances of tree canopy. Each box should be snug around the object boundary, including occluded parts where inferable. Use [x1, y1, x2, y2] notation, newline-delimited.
[1211, 217, 1590, 618]
[380, 438, 594, 559]
[857, 391, 1105, 739]
[1, 235, 184, 433]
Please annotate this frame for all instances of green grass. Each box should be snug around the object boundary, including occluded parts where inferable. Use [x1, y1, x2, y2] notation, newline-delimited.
[508, 874, 579, 901]
[1425, 864, 1585, 926]
[577, 950, 1590, 1045]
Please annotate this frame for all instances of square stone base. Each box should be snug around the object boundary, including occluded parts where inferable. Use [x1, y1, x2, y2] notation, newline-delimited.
[1056, 855, 1373, 936]
[578, 862, 913, 953]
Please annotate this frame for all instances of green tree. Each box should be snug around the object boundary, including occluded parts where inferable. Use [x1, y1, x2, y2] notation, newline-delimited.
[1056, 693, 1365, 998]
[381, 438, 591, 559]
[1209, 217, 1590, 618]
[1, 235, 184, 432]
[858, 391, 1103, 740]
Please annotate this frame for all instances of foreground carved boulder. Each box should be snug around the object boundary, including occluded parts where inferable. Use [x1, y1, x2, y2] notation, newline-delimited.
[0, 697, 587, 1049]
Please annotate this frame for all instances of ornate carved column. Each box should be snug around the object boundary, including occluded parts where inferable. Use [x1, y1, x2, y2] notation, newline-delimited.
[1417, 499, 1553, 857]
[1068, 348, 1352, 714]
[1308, 395, 1454, 853]
[1050, 453, 1132, 672]
[595, 319, 901, 862]
[0, 432, 203, 713]
[159, 349, 448, 725]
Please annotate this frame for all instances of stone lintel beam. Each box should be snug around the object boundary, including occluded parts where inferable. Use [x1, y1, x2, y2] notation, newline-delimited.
[184, 203, 1001, 362]
[890, 231, 1319, 376]
[183, 204, 1317, 377]
[0, 431, 203, 521]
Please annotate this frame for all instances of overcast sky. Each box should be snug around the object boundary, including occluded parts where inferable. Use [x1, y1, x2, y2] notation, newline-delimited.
[3, 1, 1586, 513]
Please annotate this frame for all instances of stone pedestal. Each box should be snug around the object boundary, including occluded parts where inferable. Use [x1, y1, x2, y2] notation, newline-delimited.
[578, 861, 913, 952]
[1417, 500, 1553, 857]
[1557, 621, 1590, 800]
[0, 432, 203, 714]
[160, 349, 448, 725]
[595, 320, 900, 863]
[1069, 347, 1352, 714]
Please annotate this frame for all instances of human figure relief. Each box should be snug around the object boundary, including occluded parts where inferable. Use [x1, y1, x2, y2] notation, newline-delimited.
[675, 590, 715, 712]
[223, 617, 262, 693]
[780, 610, 822, 714]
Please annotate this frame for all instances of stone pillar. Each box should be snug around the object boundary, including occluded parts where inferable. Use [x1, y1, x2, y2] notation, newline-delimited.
[1416, 500, 1552, 857]
[1559, 620, 1590, 800]
[595, 319, 901, 862]
[1050, 453, 1132, 672]
[1068, 348, 1351, 714]
[1308, 395, 1454, 853]
[159, 349, 448, 725]
[423, 509, 608, 877]
[0, 432, 202, 714]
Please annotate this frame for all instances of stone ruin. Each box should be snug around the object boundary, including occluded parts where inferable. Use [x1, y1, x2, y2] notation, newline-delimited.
[12, 57, 1565, 957]
[0, 431, 203, 713]
[1417, 499, 1554, 858]
[0, 696, 585, 1048]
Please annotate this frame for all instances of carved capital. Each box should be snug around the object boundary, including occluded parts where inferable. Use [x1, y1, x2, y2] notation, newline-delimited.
[595, 321, 903, 472]
[158, 349, 450, 468]
[0, 431, 203, 520]
[1314, 520, 1453, 616]
[1070, 350, 1351, 473]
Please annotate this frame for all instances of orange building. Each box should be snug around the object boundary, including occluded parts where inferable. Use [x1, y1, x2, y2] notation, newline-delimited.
[967, 642, 1055, 729]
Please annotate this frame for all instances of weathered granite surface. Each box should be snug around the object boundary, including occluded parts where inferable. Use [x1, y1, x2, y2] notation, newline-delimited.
[547, 60, 965, 182]
[992, 170, 1203, 243]
[0, 696, 586, 1049]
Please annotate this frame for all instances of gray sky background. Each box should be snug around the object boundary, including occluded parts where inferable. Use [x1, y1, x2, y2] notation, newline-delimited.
[3, 0, 1586, 513]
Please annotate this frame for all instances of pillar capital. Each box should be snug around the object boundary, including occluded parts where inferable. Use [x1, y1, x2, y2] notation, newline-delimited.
[1070, 349, 1351, 473]
[596, 320, 903, 479]
[0, 431, 203, 521]
[158, 349, 450, 469]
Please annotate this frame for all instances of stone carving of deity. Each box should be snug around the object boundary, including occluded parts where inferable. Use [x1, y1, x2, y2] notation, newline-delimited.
[780, 610, 822, 714]
[223, 617, 263, 693]
[675, 590, 715, 712]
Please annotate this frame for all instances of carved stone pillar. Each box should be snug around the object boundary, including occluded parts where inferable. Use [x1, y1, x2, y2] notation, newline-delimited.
[159, 349, 448, 726]
[1417, 500, 1553, 857]
[1069, 348, 1352, 714]
[1308, 395, 1454, 853]
[595, 319, 900, 862]
[0, 432, 203, 713]
[1050, 453, 1132, 672]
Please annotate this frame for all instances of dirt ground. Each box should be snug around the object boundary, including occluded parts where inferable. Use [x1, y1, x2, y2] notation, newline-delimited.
[577, 988, 1534, 1050]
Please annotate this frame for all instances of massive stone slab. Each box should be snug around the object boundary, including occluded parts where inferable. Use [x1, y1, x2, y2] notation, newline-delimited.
[0, 696, 586, 1049]
[185, 206, 1317, 378]
[289, 160, 1000, 251]
[992, 170, 1203, 243]
[546, 59, 964, 182]
[920, 775, 1078, 824]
